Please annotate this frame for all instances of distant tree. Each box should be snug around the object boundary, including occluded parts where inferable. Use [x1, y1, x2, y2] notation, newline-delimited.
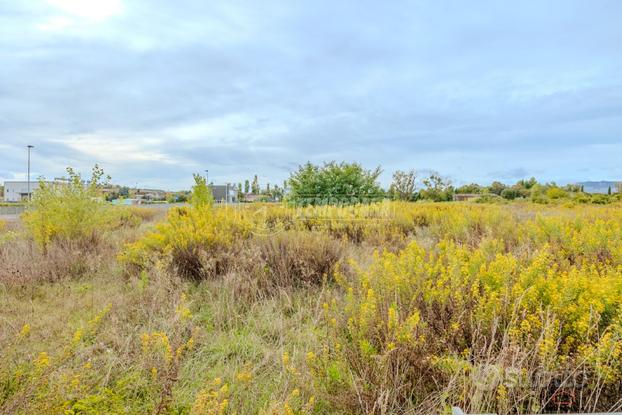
[517, 177, 538, 189]
[488, 181, 507, 195]
[455, 183, 482, 194]
[119, 186, 130, 198]
[288, 161, 383, 206]
[389, 169, 416, 201]
[500, 188, 521, 200]
[608, 186, 612, 195]
[272, 184, 284, 201]
[546, 187, 567, 200]
[563, 184, 581, 193]
[244, 180, 250, 194]
[237, 183, 243, 200]
[581, 185, 585, 193]
[529, 184, 549, 204]
[190, 174, 214, 208]
[104, 191, 119, 202]
[251, 175, 260, 194]
[419, 173, 453, 202]
[266, 183, 271, 194]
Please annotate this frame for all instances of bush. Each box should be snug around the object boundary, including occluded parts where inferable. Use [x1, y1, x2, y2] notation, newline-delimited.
[252, 231, 343, 289]
[309, 209, 622, 413]
[500, 187, 525, 200]
[591, 194, 611, 204]
[546, 187, 567, 199]
[121, 206, 251, 280]
[474, 194, 503, 203]
[23, 165, 113, 249]
[0, 237, 108, 284]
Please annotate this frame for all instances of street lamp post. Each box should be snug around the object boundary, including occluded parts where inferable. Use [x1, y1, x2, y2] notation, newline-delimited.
[27, 145, 34, 201]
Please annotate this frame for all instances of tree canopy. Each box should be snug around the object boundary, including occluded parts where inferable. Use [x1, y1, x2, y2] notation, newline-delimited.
[287, 161, 383, 205]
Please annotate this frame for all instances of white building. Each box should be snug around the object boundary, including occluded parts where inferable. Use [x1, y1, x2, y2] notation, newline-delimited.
[2, 181, 57, 202]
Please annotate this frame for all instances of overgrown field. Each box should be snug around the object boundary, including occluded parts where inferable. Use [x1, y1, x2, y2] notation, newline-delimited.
[2, 194, 622, 413]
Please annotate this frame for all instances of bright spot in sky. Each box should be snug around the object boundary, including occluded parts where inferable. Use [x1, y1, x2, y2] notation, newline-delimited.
[45, 0, 123, 21]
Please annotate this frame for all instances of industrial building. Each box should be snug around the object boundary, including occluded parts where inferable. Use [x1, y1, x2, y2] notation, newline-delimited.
[2, 180, 58, 202]
[211, 184, 238, 203]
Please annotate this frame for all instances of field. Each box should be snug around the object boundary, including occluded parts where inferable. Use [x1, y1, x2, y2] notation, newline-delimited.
[2, 198, 622, 414]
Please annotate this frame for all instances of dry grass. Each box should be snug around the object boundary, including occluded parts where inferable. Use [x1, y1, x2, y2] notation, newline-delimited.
[251, 231, 344, 289]
[2, 202, 622, 414]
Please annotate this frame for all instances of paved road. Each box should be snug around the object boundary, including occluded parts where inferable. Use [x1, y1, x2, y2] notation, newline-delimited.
[0, 214, 19, 221]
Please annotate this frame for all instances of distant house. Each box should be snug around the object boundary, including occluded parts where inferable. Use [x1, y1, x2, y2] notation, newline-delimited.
[211, 185, 237, 203]
[241, 193, 263, 203]
[453, 193, 481, 202]
[135, 188, 167, 201]
[2, 180, 59, 202]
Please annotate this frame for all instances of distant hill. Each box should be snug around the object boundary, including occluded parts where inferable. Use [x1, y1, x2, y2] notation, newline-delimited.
[577, 181, 621, 194]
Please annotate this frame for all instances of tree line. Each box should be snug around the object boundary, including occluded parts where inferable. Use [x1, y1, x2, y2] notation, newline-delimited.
[285, 161, 622, 205]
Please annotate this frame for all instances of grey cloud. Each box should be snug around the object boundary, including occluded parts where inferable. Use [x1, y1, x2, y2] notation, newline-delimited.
[1, 0, 622, 189]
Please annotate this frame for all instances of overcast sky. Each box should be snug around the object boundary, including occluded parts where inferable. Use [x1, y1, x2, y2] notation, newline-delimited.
[1, 0, 621, 190]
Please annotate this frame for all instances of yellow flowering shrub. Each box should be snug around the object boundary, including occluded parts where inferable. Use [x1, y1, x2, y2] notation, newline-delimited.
[308, 203, 622, 413]
[121, 205, 252, 279]
[22, 166, 113, 249]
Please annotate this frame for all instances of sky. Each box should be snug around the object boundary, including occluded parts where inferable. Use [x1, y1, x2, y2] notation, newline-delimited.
[1, 0, 621, 190]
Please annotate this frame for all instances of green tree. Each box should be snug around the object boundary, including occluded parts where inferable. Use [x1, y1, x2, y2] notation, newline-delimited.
[419, 173, 453, 202]
[288, 161, 383, 206]
[237, 183, 243, 200]
[244, 180, 250, 194]
[517, 177, 538, 189]
[389, 169, 416, 201]
[455, 183, 482, 194]
[608, 186, 612, 195]
[272, 184, 284, 201]
[564, 184, 581, 193]
[500, 187, 522, 200]
[488, 181, 507, 195]
[251, 175, 260, 194]
[190, 174, 214, 208]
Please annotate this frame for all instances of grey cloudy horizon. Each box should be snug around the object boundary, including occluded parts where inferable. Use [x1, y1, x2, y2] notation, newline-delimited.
[1, 0, 621, 190]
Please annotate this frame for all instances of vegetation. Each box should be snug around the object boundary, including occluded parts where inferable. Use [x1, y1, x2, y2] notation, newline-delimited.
[2, 166, 622, 414]
[288, 162, 383, 206]
[389, 169, 417, 201]
[22, 166, 112, 249]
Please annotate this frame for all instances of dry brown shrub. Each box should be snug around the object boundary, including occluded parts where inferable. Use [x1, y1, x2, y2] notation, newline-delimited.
[0, 237, 112, 285]
[168, 243, 238, 281]
[240, 231, 344, 291]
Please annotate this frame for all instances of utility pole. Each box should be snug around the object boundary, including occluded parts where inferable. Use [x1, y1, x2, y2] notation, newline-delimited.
[27, 145, 34, 201]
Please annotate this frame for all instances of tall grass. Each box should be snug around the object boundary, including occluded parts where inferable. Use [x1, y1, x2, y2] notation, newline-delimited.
[3, 197, 622, 413]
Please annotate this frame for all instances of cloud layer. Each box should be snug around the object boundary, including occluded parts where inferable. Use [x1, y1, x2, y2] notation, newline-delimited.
[1, 0, 621, 189]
